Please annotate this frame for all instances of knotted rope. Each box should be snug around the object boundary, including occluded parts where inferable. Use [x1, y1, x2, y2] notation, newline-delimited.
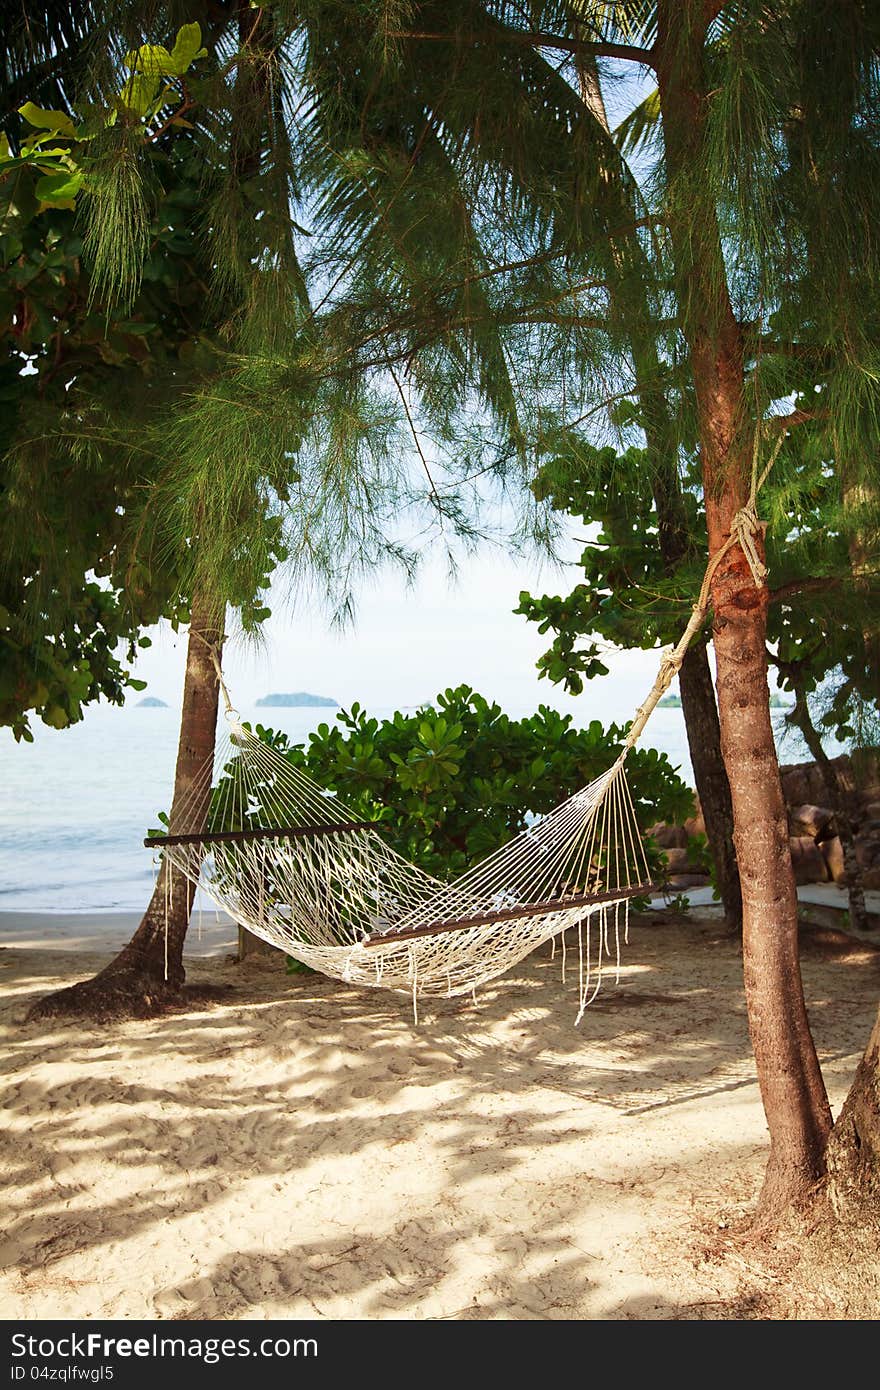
[621, 424, 786, 756]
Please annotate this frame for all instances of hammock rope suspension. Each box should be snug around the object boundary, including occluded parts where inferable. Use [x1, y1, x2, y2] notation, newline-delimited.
[148, 431, 779, 1007]
[146, 713, 653, 1005]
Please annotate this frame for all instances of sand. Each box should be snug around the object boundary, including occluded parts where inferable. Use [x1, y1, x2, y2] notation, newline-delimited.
[1, 912, 877, 1321]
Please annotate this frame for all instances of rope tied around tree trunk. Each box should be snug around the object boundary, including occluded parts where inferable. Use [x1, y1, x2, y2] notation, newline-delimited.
[620, 421, 787, 756]
[187, 627, 238, 722]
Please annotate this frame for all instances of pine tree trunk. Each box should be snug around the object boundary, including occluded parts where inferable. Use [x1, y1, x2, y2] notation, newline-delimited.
[678, 641, 741, 926]
[643, 386, 741, 929]
[656, 0, 831, 1215]
[28, 589, 225, 1020]
[575, 50, 741, 927]
[825, 1006, 880, 1217]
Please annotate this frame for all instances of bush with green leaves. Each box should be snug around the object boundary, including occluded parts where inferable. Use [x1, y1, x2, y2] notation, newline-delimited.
[215, 685, 691, 883]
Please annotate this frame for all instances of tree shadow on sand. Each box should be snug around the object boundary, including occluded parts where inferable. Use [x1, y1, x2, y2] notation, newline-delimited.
[2, 914, 877, 1318]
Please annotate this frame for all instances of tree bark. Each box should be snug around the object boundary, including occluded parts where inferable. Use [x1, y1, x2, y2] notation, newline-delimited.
[678, 640, 741, 925]
[825, 1006, 880, 1218]
[28, 588, 226, 1020]
[576, 51, 741, 927]
[656, 0, 831, 1215]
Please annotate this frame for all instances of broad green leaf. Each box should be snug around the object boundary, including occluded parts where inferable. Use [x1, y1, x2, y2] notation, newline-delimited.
[170, 23, 207, 73]
[34, 170, 83, 206]
[124, 26, 205, 79]
[119, 73, 162, 116]
[123, 44, 176, 77]
[18, 103, 77, 138]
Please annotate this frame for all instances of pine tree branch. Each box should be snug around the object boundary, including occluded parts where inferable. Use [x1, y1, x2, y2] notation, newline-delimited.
[766, 408, 826, 432]
[387, 31, 657, 70]
[769, 576, 843, 606]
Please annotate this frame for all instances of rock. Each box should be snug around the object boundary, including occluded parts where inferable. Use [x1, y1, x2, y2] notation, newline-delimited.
[780, 753, 859, 807]
[663, 847, 692, 873]
[649, 823, 689, 850]
[855, 836, 880, 869]
[789, 835, 829, 884]
[780, 766, 812, 807]
[684, 810, 706, 839]
[821, 836, 847, 884]
[789, 803, 835, 839]
[668, 873, 711, 890]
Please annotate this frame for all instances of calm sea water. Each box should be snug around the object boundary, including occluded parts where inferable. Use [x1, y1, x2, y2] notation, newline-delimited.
[0, 699, 805, 914]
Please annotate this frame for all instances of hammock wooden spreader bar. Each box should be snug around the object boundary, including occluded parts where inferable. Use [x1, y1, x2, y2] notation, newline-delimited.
[363, 882, 657, 947]
[144, 820, 372, 849]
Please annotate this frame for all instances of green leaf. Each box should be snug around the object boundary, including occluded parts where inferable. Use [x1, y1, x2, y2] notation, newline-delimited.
[123, 44, 175, 77]
[119, 73, 162, 116]
[124, 25, 206, 80]
[169, 23, 207, 74]
[34, 170, 83, 207]
[18, 103, 77, 138]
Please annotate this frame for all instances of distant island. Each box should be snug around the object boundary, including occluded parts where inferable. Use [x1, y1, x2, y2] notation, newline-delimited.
[659, 692, 791, 710]
[255, 691, 339, 708]
[136, 696, 168, 708]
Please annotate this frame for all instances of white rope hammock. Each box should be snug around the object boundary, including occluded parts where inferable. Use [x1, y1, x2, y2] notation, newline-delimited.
[145, 432, 780, 1014]
[147, 710, 653, 1018]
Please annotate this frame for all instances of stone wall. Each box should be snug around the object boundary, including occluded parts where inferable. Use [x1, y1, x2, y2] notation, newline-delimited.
[649, 748, 880, 892]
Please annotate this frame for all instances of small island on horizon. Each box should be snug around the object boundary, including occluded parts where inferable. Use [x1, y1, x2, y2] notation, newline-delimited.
[255, 691, 339, 708]
[136, 696, 168, 708]
[659, 691, 791, 710]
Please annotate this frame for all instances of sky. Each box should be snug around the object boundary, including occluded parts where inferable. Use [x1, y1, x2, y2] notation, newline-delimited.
[128, 521, 665, 721]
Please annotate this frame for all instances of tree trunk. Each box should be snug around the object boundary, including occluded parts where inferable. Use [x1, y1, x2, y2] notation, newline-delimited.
[656, 0, 831, 1215]
[825, 1006, 880, 1217]
[678, 640, 741, 925]
[28, 588, 226, 1020]
[576, 51, 741, 927]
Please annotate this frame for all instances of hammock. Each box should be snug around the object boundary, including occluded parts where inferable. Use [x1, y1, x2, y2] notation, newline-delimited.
[146, 715, 653, 1018]
[145, 439, 775, 1013]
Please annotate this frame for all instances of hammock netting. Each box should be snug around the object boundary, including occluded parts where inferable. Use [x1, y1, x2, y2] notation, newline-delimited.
[146, 717, 654, 1014]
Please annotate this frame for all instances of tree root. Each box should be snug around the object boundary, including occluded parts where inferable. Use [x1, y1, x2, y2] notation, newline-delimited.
[26, 967, 230, 1024]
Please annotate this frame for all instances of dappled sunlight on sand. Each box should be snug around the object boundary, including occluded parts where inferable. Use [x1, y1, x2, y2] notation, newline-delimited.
[1, 913, 877, 1320]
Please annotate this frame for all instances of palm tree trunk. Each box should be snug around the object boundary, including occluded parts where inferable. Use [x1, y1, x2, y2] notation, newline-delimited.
[29, 587, 225, 1020]
[656, 0, 831, 1215]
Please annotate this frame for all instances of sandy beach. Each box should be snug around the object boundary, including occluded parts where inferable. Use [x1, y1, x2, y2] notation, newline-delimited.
[2, 911, 877, 1320]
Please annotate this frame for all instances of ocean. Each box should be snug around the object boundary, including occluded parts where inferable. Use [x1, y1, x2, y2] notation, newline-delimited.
[0, 698, 806, 914]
